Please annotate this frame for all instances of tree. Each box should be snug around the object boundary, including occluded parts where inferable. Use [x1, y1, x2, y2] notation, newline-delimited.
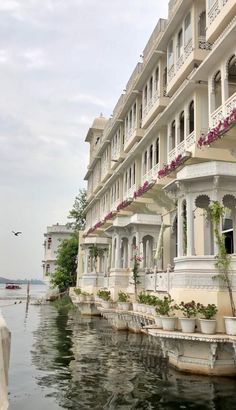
[51, 235, 78, 292]
[67, 189, 87, 232]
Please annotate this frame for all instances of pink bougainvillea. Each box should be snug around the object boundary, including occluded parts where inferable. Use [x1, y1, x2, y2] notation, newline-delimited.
[197, 107, 236, 148]
[157, 153, 184, 179]
[116, 198, 132, 211]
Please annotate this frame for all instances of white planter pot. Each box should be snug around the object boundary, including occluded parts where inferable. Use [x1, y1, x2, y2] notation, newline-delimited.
[224, 316, 236, 335]
[154, 316, 162, 329]
[117, 302, 130, 311]
[102, 301, 111, 309]
[150, 306, 156, 316]
[199, 319, 217, 334]
[161, 316, 176, 331]
[132, 302, 138, 312]
[179, 317, 196, 333]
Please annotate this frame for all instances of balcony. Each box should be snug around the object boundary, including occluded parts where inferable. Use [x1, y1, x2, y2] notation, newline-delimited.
[167, 131, 195, 163]
[167, 37, 210, 96]
[124, 127, 144, 153]
[206, 0, 236, 43]
[111, 199, 120, 212]
[124, 184, 136, 200]
[101, 162, 112, 183]
[141, 163, 159, 184]
[142, 92, 169, 129]
[210, 91, 236, 128]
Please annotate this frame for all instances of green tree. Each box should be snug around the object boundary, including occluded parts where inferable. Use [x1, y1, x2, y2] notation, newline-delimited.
[51, 235, 78, 292]
[67, 189, 87, 231]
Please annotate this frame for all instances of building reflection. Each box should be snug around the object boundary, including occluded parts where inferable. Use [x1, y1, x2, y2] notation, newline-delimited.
[31, 305, 236, 410]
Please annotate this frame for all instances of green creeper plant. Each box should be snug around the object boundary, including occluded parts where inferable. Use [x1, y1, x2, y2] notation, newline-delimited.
[208, 201, 236, 317]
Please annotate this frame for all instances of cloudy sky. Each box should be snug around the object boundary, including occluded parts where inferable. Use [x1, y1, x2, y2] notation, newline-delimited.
[0, 0, 168, 280]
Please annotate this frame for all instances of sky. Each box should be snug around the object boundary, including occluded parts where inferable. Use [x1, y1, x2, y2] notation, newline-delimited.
[0, 0, 168, 280]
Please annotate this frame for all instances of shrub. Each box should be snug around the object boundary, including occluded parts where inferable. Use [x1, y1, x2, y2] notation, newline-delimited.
[198, 303, 218, 320]
[74, 287, 81, 295]
[97, 289, 111, 301]
[118, 291, 129, 302]
[175, 301, 198, 318]
[155, 296, 175, 316]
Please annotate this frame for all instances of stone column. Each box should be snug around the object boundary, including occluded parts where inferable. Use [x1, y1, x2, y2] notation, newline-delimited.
[140, 239, 144, 269]
[115, 235, 121, 269]
[177, 199, 184, 257]
[186, 195, 195, 256]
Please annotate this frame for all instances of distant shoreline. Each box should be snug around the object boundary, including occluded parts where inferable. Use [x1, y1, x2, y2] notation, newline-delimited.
[0, 277, 45, 285]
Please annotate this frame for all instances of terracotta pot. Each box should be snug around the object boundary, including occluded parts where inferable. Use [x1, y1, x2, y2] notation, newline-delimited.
[179, 317, 196, 333]
[199, 319, 216, 334]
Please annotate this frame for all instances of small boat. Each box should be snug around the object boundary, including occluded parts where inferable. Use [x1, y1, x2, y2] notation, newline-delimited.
[5, 283, 22, 290]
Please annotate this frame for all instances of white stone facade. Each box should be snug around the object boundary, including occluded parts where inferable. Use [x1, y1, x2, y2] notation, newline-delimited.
[78, 0, 236, 322]
[42, 223, 73, 280]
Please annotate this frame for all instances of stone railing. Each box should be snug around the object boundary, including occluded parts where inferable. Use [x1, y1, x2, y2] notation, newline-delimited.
[142, 163, 159, 183]
[111, 144, 121, 161]
[210, 91, 236, 127]
[125, 184, 136, 199]
[124, 127, 135, 144]
[142, 91, 160, 119]
[142, 18, 167, 62]
[208, 0, 221, 25]
[198, 36, 212, 50]
[126, 63, 143, 95]
[168, 132, 195, 163]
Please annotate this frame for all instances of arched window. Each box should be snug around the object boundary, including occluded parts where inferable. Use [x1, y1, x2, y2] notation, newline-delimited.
[168, 39, 174, 67]
[144, 150, 148, 175]
[163, 67, 167, 95]
[179, 111, 185, 142]
[129, 167, 132, 188]
[228, 55, 236, 98]
[149, 145, 153, 170]
[177, 28, 183, 58]
[150, 76, 153, 99]
[184, 12, 192, 45]
[155, 67, 159, 92]
[144, 85, 148, 106]
[133, 163, 136, 184]
[198, 11, 206, 37]
[133, 103, 137, 125]
[170, 120, 176, 150]
[155, 138, 159, 164]
[189, 101, 194, 133]
[214, 70, 222, 110]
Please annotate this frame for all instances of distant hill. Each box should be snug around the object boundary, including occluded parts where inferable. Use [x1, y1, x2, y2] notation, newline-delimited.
[0, 277, 45, 285]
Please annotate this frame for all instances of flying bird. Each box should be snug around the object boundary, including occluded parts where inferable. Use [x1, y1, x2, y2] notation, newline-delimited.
[12, 231, 22, 236]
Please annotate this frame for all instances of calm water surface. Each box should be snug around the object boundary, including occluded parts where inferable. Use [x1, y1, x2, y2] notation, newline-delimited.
[1, 285, 236, 409]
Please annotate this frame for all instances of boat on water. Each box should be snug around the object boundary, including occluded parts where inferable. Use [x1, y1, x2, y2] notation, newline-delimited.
[5, 283, 22, 290]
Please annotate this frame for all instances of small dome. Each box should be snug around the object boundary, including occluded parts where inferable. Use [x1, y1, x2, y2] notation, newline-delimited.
[92, 113, 108, 130]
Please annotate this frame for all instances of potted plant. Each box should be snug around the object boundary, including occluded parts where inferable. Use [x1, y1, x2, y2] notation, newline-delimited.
[117, 291, 130, 311]
[97, 289, 112, 309]
[198, 303, 218, 334]
[156, 296, 176, 331]
[176, 301, 198, 333]
[208, 201, 236, 335]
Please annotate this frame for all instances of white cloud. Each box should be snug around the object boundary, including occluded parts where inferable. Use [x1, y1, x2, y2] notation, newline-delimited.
[22, 48, 49, 69]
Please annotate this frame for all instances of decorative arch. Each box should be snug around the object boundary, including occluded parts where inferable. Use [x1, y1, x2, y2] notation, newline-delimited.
[213, 70, 222, 110]
[179, 111, 185, 142]
[222, 194, 236, 209]
[142, 234, 154, 268]
[195, 194, 210, 209]
[189, 100, 194, 133]
[227, 55, 236, 98]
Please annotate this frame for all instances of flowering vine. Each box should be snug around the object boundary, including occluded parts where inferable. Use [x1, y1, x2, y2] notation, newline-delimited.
[133, 180, 154, 199]
[197, 107, 236, 148]
[157, 153, 185, 179]
[116, 198, 133, 211]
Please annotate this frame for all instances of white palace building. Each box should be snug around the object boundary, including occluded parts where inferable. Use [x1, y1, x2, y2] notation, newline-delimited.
[77, 0, 236, 334]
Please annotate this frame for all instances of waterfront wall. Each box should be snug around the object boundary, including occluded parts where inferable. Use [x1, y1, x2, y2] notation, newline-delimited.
[0, 313, 11, 410]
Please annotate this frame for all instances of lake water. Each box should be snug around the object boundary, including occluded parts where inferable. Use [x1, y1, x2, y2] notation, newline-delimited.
[1, 284, 236, 409]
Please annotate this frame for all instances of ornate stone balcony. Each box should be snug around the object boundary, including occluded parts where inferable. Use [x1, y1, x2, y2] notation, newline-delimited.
[207, 0, 236, 43]
[124, 127, 144, 153]
[210, 91, 236, 127]
[141, 163, 159, 184]
[167, 131, 195, 163]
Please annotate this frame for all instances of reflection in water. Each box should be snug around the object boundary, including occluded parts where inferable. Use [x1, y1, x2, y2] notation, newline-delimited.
[31, 305, 236, 410]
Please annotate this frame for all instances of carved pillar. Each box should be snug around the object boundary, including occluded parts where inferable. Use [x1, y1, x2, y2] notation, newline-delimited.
[84, 248, 89, 274]
[115, 235, 121, 269]
[177, 199, 184, 257]
[186, 194, 195, 256]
